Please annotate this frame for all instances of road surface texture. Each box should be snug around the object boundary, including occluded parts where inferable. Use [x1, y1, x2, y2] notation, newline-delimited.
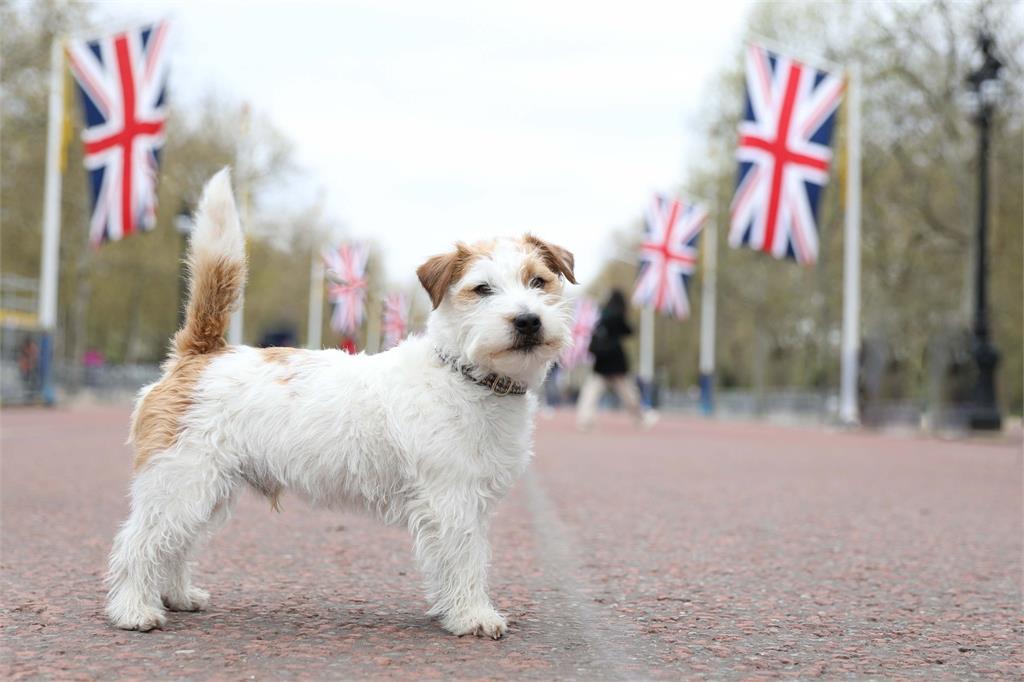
[2, 406, 1021, 679]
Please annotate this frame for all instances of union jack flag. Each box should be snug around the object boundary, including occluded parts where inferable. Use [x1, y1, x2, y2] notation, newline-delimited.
[632, 194, 707, 319]
[381, 293, 409, 351]
[728, 44, 844, 265]
[323, 243, 369, 335]
[559, 297, 599, 370]
[67, 21, 170, 247]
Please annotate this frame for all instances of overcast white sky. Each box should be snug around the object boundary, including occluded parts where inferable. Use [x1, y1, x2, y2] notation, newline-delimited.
[99, 0, 752, 287]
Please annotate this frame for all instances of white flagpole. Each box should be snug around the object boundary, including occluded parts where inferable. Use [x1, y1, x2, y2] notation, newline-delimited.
[638, 304, 655, 405]
[306, 248, 324, 349]
[305, 192, 327, 350]
[37, 39, 65, 405]
[698, 217, 718, 415]
[365, 291, 381, 354]
[839, 62, 862, 425]
[227, 103, 250, 347]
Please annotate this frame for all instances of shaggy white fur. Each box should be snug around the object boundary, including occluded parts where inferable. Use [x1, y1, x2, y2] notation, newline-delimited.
[105, 170, 574, 639]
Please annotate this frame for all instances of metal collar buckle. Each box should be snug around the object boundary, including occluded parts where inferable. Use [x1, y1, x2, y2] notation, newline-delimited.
[490, 376, 514, 396]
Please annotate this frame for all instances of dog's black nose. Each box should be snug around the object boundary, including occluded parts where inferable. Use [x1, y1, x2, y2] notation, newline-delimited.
[513, 313, 542, 336]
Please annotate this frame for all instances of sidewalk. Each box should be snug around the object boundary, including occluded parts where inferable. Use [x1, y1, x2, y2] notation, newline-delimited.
[2, 407, 1021, 679]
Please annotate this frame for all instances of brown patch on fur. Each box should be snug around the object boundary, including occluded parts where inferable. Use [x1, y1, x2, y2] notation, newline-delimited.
[522, 234, 576, 284]
[520, 254, 561, 294]
[130, 353, 219, 471]
[453, 290, 475, 305]
[174, 253, 247, 356]
[261, 346, 304, 364]
[416, 240, 495, 308]
[133, 185, 247, 470]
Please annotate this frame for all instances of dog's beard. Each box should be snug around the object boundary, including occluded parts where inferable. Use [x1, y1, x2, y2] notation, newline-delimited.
[510, 334, 542, 353]
[464, 321, 568, 383]
[467, 333, 554, 367]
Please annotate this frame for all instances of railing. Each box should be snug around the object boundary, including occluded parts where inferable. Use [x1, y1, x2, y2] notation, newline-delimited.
[1, 359, 161, 406]
[1, 274, 39, 313]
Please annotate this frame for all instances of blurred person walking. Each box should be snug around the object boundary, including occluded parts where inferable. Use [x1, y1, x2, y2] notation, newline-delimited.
[18, 337, 40, 394]
[576, 290, 656, 429]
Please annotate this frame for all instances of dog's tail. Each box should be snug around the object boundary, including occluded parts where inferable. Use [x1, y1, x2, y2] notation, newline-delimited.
[173, 168, 247, 357]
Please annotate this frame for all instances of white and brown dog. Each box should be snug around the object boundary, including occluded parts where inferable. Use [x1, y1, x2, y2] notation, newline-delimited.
[106, 170, 576, 639]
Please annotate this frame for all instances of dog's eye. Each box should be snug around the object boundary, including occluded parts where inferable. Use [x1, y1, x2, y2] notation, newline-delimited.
[473, 283, 493, 296]
[529, 276, 547, 289]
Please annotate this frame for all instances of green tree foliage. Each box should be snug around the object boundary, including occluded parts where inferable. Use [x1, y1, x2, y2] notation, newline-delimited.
[588, 0, 1023, 413]
[3, 2, 1020, 413]
[1, 1, 386, 368]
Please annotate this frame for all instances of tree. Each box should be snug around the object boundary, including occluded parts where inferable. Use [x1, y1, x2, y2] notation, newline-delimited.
[0, 1, 349, 370]
[585, 0, 1023, 413]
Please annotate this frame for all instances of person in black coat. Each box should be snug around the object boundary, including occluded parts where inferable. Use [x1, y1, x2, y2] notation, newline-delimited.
[576, 289, 655, 429]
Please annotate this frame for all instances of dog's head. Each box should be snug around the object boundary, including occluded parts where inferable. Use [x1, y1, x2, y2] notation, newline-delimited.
[418, 235, 576, 387]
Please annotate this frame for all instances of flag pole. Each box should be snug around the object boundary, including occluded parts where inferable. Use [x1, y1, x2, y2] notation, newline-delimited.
[698, 217, 718, 415]
[307, 247, 324, 349]
[228, 103, 250, 347]
[638, 304, 655, 406]
[305, 192, 327, 350]
[37, 39, 66, 406]
[839, 62, 862, 425]
[365, 290, 381, 354]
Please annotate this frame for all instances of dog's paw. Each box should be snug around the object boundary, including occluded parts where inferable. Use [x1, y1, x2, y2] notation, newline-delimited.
[442, 607, 508, 639]
[163, 586, 209, 612]
[108, 602, 167, 632]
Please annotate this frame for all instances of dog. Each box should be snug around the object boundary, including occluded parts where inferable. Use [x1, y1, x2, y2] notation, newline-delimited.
[105, 169, 576, 639]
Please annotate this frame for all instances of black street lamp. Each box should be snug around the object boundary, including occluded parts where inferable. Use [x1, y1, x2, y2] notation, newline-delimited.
[965, 32, 1003, 431]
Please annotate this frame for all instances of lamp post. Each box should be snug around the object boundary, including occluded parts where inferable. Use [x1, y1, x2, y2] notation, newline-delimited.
[965, 32, 1002, 431]
[174, 204, 193, 331]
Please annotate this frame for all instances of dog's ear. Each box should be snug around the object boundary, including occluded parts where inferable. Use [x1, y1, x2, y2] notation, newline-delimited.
[417, 245, 468, 309]
[524, 234, 577, 284]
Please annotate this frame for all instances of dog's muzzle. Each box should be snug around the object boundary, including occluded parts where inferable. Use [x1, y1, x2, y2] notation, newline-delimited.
[511, 313, 542, 352]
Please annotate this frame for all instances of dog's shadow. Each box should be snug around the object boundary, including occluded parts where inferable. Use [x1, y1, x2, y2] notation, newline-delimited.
[137, 595, 525, 648]
[147, 596, 473, 644]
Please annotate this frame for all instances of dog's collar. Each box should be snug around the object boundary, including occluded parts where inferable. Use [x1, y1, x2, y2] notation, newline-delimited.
[435, 348, 528, 396]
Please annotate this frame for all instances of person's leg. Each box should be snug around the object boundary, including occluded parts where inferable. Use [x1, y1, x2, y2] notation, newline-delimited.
[610, 375, 643, 419]
[611, 374, 659, 428]
[576, 373, 606, 429]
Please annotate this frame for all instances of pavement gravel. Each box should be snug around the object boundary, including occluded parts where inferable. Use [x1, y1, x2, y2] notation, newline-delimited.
[2, 406, 1021, 680]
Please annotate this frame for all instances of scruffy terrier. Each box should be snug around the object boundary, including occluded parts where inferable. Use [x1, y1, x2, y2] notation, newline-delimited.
[106, 170, 576, 639]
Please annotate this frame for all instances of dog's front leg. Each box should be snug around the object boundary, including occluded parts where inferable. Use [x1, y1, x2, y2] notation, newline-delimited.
[412, 509, 507, 639]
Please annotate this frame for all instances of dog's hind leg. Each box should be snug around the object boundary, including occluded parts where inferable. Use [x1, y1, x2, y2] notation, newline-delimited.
[106, 452, 229, 631]
[161, 487, 238, 613]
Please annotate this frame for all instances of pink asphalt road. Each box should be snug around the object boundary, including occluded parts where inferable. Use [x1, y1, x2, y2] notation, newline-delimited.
[2, 406, 1021, 679]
